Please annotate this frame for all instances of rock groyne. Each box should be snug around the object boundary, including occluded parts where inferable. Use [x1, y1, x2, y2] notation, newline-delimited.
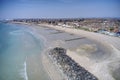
[48, 47, 98, 80]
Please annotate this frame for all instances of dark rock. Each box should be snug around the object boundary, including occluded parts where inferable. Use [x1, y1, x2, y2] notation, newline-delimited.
[48, 47, 98, 80]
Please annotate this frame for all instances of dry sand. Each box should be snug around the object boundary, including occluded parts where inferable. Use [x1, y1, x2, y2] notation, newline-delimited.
[37, 24, 120, 80]
[41, 49, 67, 80]
[13, 22, 120, 80]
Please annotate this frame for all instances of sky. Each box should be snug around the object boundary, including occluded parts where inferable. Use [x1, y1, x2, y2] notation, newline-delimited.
[0, 0, 120, 19]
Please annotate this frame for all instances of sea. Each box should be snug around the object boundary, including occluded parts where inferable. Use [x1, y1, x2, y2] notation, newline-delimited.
[0, 23, 49, 80]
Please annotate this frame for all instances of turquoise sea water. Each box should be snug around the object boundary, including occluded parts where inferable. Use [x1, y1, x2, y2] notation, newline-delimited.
[0, 23, 48, 80]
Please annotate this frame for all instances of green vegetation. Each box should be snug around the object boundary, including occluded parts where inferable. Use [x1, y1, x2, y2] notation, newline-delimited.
[75, 27, 91, 31]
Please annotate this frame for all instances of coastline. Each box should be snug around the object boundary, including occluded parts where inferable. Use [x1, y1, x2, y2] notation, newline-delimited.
[12, 22, 120, 80]
[41, 49, 67, 80]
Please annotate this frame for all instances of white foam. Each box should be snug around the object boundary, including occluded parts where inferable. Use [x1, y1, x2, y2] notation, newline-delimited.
[9, 30, 24, 35]
[24, 60, 28, 80]
[20, 57, 28, 80]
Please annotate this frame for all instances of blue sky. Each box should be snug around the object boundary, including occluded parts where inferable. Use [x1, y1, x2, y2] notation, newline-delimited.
[0, 0, 120, 19]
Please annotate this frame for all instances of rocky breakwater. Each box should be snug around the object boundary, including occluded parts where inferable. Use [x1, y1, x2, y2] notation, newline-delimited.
[48, 47, 98, 80]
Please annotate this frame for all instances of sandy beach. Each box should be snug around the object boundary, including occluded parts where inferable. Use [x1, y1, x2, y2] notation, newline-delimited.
[1, 0, 120, 79]
[13, 22, 120, 80]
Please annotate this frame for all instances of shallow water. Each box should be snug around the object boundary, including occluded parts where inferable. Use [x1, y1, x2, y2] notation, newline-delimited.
[0, 23, 49, 80]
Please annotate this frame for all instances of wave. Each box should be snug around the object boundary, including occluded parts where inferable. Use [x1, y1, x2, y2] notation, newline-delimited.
[20, 57, 28, 80]
[9, 30, 25, 35]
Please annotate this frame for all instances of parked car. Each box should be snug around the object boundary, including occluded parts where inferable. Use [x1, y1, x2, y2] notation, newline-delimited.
[97, 29, 107, 34]
[116, 32, 120, 37]
[108, 32, 117, 37]
[104, 31, 110, 35]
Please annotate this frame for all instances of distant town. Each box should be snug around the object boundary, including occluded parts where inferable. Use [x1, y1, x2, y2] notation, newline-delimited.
[5, 18, 120, 37]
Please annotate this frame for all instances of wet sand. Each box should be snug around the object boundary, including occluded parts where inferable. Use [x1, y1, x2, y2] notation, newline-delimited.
[36, 24, 120, 80]
[41, 49, 67, 80]
[26, 53, 50, 80]
[13, 22, 120, 80]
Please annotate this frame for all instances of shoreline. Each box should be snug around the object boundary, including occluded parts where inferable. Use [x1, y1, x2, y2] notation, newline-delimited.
[23, 59, 28, 80]
[38, 23, 120, 50]
[41, 49, 67, 80]
[11, 22, 120, 80]
[47, 47, 98, 80]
